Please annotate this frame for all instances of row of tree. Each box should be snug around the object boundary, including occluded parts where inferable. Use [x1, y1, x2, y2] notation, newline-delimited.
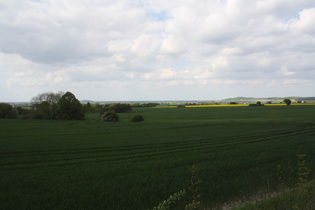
[0, 91, 137, 121]
[0, 92, 85, 120]
[0, 103, 18, 119]
[1, 93, 293, 121]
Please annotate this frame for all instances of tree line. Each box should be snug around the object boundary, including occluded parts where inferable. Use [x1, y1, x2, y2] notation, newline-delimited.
[0, 92, 85, 120]
[0, 91, 139, 121]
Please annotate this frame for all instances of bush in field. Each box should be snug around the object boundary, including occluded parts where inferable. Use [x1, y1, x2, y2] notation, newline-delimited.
[102, 111, 119, 122]
[131, 114, 144, 122]
[109, 103, 131, 113]
[0, 103, 18, 119]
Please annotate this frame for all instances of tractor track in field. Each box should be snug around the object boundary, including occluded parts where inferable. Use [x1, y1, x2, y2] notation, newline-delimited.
[1, 125, 314, 171]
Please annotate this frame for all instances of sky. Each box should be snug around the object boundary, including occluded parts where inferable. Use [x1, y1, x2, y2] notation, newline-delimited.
[1, 0, 315, 102]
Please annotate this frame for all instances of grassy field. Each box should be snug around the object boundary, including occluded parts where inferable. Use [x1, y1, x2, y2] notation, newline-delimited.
[1, 105, 315, 209]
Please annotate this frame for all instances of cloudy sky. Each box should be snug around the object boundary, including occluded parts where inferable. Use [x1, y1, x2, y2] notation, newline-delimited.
[1, 0, 315, 102]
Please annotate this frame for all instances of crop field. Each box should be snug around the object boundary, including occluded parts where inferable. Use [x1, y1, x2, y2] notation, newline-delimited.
[1, 105, 315, 209]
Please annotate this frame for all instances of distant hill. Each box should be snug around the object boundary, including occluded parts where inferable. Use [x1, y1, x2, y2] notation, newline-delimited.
[81, 100, 95, 103]
[222, 96, 315, 103]
[297, 97, 315, 101]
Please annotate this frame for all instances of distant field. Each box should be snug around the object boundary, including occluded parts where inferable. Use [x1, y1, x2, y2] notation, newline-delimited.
[152, 103, 315, 108]
[1, 105, 315, 209]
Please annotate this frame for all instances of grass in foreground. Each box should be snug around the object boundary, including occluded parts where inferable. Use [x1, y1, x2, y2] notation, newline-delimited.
[234, 154, 315, 210]
[0, 106, 315, 209]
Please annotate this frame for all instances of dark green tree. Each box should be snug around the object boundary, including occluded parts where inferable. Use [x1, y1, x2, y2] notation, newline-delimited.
[82, 102, 92, 113]
[109, 103, 132, 113]
[283, 98, 292, 105]
[16, 107, 32, 119]
[142, 103, 159, 107]
[0, 103, 18, 119]
[57, 92, 85, 120]
[86, 102, 91, 110]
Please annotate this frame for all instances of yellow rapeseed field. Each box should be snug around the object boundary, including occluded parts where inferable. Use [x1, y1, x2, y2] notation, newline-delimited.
[185, 104, 248, 108]
[264, 104, 286, 106]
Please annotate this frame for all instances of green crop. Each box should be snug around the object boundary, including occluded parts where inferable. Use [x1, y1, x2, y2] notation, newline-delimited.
[1, 105, 315, 209]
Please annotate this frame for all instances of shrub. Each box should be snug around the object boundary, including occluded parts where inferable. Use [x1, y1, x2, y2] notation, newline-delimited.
[19, 113, 32, 119]
[131, 114, 144, 122]
[15, 107, 32, 119]
[31, 113, 44, 119]
[102, 111, 119, 122]
[150, 164, 202, 210]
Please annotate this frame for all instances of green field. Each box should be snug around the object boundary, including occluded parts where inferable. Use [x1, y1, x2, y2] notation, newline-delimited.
[1, 105, 315, 209]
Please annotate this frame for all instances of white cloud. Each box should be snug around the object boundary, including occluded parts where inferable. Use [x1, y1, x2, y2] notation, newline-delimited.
[290, 8, 315, 32]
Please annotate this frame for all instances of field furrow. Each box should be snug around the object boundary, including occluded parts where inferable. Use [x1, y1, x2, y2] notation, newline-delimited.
[1, 125, 314, 171]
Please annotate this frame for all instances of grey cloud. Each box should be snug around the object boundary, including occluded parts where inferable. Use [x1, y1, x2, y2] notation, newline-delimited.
[0, 0, 148, 64]
[1, 0, 315, 101]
